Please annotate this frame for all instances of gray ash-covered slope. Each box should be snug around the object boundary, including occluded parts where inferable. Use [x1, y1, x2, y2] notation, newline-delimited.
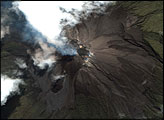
[2, 1, 163, 119]
[63, 5, 163, 119]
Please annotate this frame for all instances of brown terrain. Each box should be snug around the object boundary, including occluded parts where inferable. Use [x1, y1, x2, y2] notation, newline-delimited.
[1, 1, 163, 119]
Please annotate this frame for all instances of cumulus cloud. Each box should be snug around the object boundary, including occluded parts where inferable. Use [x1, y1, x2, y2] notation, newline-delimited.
[1, 75, 24, 106]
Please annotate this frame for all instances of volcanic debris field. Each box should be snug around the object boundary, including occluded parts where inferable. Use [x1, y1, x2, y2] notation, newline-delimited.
[1, 1, 163, 119]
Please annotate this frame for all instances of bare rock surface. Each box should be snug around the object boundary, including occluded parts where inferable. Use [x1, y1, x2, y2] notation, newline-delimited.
[2, 2, 163, 119]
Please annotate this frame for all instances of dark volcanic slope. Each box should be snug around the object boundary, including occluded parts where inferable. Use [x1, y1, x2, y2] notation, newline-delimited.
[5, 2, 163, 119]
[64, 5, 163, 119]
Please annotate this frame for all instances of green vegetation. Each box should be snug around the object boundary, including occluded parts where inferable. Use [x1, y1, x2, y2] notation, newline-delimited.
[144, 32, 163, 59]
[2, 41, 28, 56]
[120, 1, 163, 58]
[1, 55, 17, 77]
[1, 50, 11, 57]
[1, 40, 28, 77]
[69, 94, 108, 119]
[143, 63, 163, 118]
[8, 88, 45, 119]
[2, 1, 163, 119]
[119, 1, 163, 119]
[53, 94, 108, 119]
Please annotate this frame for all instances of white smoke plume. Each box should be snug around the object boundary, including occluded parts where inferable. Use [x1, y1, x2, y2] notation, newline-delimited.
[18, 1, 115, 39]
[29, 41, 56, 69]
[1, 75, 24, 106]
[16, 1, 116, 69]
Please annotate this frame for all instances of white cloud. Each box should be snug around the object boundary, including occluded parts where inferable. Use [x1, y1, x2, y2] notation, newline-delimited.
[17, 1, 85, 39]
[1, 75, 24, 106]
[17, 1, 115, 40]
[17, 1, 115, 69]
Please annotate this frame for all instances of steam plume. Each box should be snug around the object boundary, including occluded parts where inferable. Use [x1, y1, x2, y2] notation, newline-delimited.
[16, 1, 115, 69]
[31, 41, 57, 69]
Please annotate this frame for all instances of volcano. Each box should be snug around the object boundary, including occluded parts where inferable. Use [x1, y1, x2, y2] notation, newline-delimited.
[1, 1, 163, 119]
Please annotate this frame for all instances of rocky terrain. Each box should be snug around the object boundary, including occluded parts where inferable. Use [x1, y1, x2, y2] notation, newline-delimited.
[1, 1, 163, 119]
